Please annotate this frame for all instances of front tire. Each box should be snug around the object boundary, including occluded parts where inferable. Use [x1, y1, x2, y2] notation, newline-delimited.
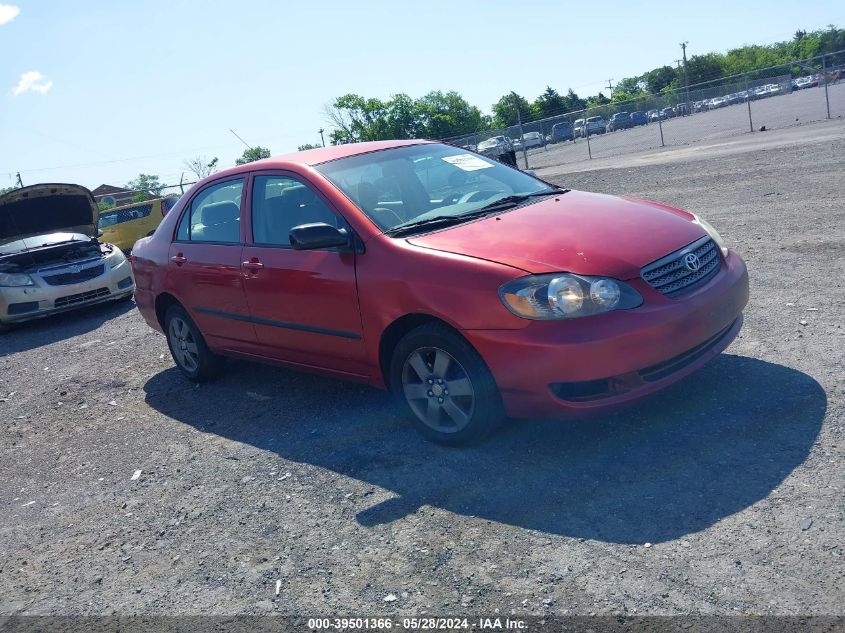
[164, 305, 224, 382]
[390, 322, 504, 446]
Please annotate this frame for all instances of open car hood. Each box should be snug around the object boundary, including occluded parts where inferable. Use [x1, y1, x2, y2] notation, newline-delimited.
[0, 183, 99, 246]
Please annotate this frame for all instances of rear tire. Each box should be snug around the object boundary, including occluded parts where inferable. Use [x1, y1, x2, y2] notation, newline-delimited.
[389, 322, 504, 446]
[164, 304, 224, 382]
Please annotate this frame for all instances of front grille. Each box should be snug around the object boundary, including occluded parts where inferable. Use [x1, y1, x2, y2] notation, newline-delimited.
[641, 236, 721, 297]
[54, 287, 110, 308]
[43, 263, 105, 286]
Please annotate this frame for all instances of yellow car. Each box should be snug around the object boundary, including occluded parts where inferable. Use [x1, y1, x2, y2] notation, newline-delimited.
[98, 197, 179, 252]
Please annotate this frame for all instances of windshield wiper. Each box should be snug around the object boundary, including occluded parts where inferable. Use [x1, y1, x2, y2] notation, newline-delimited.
[384, 210, 497, 237]
[473, 188, 569, 213]
[384, 189, 569, 238]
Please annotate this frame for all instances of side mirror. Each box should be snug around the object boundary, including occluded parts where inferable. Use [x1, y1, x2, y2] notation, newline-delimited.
[289, 223, 349, 250]
[97, 230, 104, 238]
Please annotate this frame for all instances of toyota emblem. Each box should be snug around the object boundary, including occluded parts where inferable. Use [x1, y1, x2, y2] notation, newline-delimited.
[683, 252, 701, 272]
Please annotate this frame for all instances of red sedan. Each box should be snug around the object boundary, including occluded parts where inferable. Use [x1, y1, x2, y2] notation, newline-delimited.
[130, 140, 748, 445]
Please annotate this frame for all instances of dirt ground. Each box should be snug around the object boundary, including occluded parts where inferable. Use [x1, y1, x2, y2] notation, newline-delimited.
[1, 119, 843, 618]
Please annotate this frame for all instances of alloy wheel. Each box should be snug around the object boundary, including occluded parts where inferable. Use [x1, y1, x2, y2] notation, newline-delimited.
[401, 347, 475, 433]
[168, 317, 199, 372]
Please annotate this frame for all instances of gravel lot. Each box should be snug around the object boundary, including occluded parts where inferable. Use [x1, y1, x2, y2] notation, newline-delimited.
[1, 120, 843, 618]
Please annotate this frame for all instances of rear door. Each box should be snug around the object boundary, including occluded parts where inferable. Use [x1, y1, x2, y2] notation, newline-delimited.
[167, 177, 257, 347]
[240, 172, 367, 376]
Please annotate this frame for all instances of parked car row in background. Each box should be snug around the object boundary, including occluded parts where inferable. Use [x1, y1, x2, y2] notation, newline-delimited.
[454, 70, 841, 154]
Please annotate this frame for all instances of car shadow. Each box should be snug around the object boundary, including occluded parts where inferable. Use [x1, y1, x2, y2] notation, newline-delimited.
[142, 353, 826, 544]
[0, 298, 136, 356]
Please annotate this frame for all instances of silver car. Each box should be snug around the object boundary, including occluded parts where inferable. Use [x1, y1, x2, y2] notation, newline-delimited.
[0, 183, 135, 331]
[522, 131, 545, 149]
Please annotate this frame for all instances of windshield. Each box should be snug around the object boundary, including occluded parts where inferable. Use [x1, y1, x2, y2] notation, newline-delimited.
[315, 143, 556, 233]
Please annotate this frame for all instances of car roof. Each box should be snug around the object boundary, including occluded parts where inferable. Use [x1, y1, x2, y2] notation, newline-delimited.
[208, 139, 434, 182]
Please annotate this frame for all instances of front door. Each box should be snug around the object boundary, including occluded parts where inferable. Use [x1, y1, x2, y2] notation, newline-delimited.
[240, 173, 366, 376]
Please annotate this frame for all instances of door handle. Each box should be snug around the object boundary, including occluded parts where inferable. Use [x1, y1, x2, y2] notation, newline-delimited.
[170, 254, 187, 265]
[242, 259, 264, 272]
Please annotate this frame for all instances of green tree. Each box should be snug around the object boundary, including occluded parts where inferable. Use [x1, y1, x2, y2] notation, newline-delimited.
[722, 44, 783, 76]
[532, 86, 567, 119]
[819, 25, 845, 64]
[563, 89, 586, 112]
[325, 90, 487, 143]
[614, 77, 643, 94]
[415, 90, 485, 138]
[586, 92, 611, 108]
[235, 146, 271, 165]
[126, 174, 166, 201]
[492, 92, 532, 128]
[642, 66, 678, 93]
[97, 200, 115, 211]
[685, 53, 725, 84]
[326, 93, 389, 144]
[382, 93, 419, 139]
[0, 186, 15, 195]
[297, 143, 322, 151]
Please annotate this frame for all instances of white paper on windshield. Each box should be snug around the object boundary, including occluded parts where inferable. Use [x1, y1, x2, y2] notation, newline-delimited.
[441, 154, 494, 171]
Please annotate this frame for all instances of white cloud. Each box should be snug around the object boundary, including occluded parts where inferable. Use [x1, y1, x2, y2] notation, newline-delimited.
[12, 71, 53, 96]
[0, 4, 20, 26]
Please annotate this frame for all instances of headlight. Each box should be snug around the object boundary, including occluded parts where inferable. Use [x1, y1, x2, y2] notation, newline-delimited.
[692, 213, 728, 257]
[106, 246, 127, 269]
[0, 272, 35, 287]
[500, 273, 642, 320]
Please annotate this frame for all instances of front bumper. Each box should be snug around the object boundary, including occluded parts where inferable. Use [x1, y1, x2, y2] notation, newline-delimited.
[466, 250, 749, 418]
[0, 258, 135, 326]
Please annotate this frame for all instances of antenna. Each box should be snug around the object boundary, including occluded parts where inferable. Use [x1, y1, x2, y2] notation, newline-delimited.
[229, 129, 253, 149]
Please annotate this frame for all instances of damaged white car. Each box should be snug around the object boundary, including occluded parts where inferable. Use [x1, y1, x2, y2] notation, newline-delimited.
[0, 184, 135, 331]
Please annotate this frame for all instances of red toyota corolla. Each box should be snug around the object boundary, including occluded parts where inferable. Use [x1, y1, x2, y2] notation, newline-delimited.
[131, 140, 748, 445]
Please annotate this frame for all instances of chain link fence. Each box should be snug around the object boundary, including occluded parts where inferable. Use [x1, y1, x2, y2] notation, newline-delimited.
[441, 50, 844, 170]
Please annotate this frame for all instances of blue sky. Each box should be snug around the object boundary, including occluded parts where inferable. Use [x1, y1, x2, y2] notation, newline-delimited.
[1, 0, 842, 191]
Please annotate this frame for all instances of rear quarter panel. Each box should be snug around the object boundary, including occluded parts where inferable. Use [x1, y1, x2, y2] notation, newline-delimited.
[129, 199, 184, 333]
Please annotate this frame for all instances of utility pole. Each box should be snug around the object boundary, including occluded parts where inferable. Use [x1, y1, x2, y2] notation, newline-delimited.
[605, 79, 614, 99]
[318, 128, 326, 147]
[15, 172, 23, 188]
[680, 41, 690, 115]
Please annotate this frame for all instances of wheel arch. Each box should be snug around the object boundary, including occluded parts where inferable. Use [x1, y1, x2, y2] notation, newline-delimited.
[154, 292, 181, 330]
[378, 313, 463, 390]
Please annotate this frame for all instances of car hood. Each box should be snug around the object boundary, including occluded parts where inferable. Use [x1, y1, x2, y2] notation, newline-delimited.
[0, 183, 99, 246]
[406, 190, 707, 279]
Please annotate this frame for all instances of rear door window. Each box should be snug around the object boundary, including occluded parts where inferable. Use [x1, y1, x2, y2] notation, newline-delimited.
[176, 179, 244, 243]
